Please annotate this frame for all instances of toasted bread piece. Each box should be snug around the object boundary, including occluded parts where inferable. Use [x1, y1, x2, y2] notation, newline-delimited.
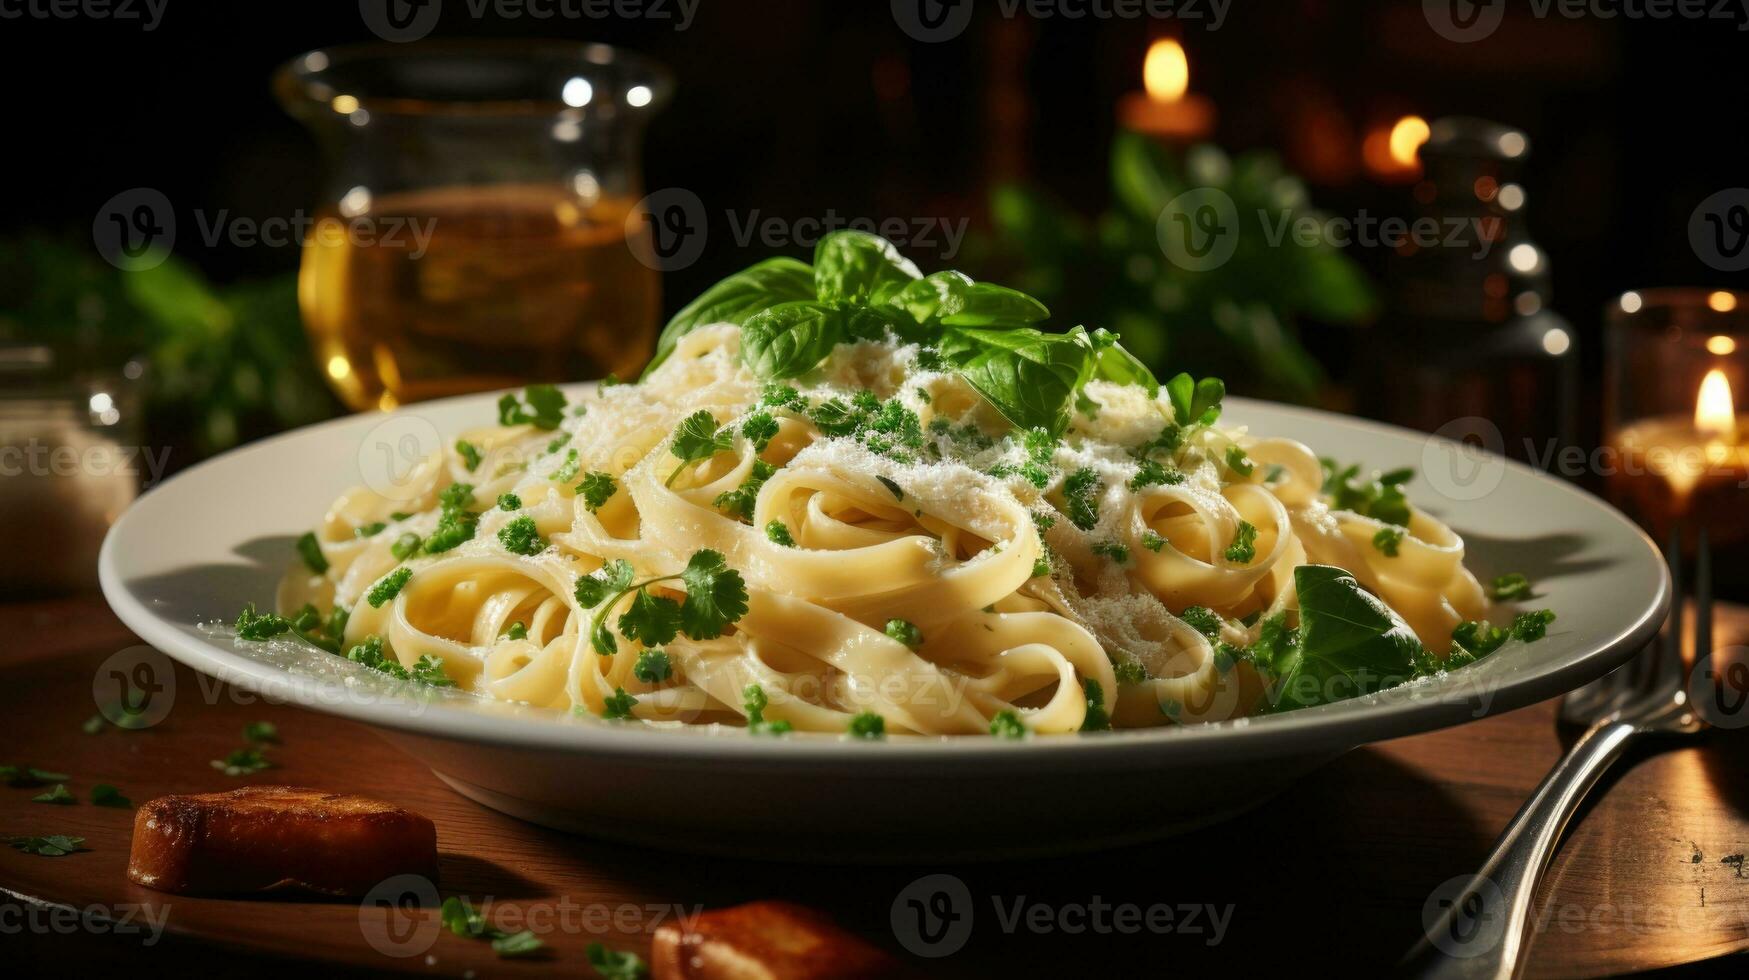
[651, 900, 904, 980]
[127, 785, 438, 896]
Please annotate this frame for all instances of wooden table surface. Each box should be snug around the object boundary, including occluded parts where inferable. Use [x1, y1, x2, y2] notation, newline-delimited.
[4, 595, 1748, 978]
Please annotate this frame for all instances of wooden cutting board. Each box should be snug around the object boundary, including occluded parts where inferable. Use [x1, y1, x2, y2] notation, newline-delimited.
[4, 596, 1748, 978]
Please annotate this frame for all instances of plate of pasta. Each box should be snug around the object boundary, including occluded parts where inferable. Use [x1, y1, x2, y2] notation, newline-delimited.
[101, 233, 1668, 859]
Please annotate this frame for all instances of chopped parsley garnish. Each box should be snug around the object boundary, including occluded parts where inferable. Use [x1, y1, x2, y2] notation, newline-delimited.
[32, 783, 75, 805]
[1178, 606, 1222, 640]
[243, 721, 279, 743]
[1372, 526, 1404, 557]
[497, 515, 545, 556]
[345, 635, 407, 679]
[1113, 660, 1149, 685]
[582, 551, 749, 656]
[5, 835, 86, 857]
[1129, 458, 1184, 491]
[714, 460, 776, 521]
[809, 398, 862, 436]
[742, 683, 792, 735]
[551, 448, 581, 484]
[504, 621, 528, 641]
[570, 472, 619, 518]
[1091, 541, 1130, 564]
[367, 567, 413, 607]
[354, 521, 387, 538]
[1224, 521, 1258, 564]
[1063, 467, 1102, 531]
[497, 384, 567, 430]
[1080, 678, 1112, 732]
[1491, 573, 1532, 600]
[837, 710, 882, 740]
[491, 931, 545, 958]
[1032, 555, 1052, 578]
[1141, 530, 1167, 553]
[989, 709, 1026, 739]
[760, 383, 805, 411]
[633, 650, 673, 683]
[574, 559, 636, 609]
[295, 531, 328, 573]
[742, 412, 780, 452]
[884, 618, 923, 649]
[586, 942, 648, 980]
[443, 896, 547, 959]
[1, 766, 69, 787]
[497, 492, 522, 511]
[390, 532, 423, 560]
[91, 784, 131, 808]
[411, 655, 455, 687]
[766, 520, 796, 547]
[877, 475, 904, 501]
[1225, 445, 1255, 477]
[1451, 620, 1509, 657]
[455, 440, 483, 472]
[668, 410, 734, 486]
[423, 483, 480, 555]
[601, 687, 638, 720]
[1510, 609, 1556, 642]
[1321, 459, 1413, 527]
[547, 435, 568, 454]
[235, 603, 291, 641]
[211, 746, 273, 776]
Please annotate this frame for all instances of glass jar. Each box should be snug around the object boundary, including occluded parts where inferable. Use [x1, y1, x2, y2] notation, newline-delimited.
[0, 344, 143, 595]
[1604, 288, 1748, 564]
[274, 41, 672, 411]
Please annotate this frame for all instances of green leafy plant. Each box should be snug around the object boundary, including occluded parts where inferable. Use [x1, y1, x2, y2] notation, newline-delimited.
[644, 231, 1158, 439]
[0, 237, 340, 456]
[966, 134, 1375, 403]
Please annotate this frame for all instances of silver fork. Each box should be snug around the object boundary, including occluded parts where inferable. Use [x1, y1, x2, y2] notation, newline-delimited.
[1404, 529, 1711, 979]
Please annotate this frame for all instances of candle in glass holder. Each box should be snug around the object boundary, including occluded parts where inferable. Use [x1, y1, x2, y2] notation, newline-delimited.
[1610, 366, 1749, 548]
[1118, 40, 1215, 144]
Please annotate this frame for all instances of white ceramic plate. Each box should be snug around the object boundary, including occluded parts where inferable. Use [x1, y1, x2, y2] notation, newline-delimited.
[100, 391, 1669, 861]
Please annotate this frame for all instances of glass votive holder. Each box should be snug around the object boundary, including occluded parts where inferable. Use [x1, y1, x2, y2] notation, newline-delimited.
[1604, 288, 1749, 555]
[0, 344, 143, 595]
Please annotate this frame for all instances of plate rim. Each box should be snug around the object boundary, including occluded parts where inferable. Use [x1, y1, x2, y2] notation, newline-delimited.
[99, 391, 1671, 770]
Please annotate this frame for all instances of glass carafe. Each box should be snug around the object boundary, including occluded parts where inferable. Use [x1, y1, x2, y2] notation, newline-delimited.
[275, 41, 670, 411]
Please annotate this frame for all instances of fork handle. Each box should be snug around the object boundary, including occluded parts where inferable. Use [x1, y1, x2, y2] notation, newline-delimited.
[1403, 720, 1639, 980]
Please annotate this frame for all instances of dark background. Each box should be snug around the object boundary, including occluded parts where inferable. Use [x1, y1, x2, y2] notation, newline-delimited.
[10, 0, 1744, 347]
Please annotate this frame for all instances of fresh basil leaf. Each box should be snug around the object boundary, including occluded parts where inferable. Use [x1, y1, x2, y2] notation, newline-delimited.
[740, 301, 848, 379]
[1270, 565, 1424, 711]
[645, 257, 814, 375]
[879, 270, 971, 324]
[813, 230, 920, 305]
[742, 302, 912, 378]
[1086, 328, 1159, 396]
[940, 282, 1051, 327]
[941, 326, 1093, 437]
[1165, 372, 1226, 425]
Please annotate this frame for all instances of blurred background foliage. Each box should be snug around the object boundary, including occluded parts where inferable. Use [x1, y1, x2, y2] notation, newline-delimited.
[966, 133, 1376, 404]
[0, 237, 339, 455]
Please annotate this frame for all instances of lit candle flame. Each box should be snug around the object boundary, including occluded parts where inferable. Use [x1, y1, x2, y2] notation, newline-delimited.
[1388, 115, 1431, 169]
[1696, 368, 1738, 444]
[1144, 40, 1189, 103]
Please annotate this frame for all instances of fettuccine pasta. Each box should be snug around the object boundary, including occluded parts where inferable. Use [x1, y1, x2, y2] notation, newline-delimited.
[276, 324, 1494, 735]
